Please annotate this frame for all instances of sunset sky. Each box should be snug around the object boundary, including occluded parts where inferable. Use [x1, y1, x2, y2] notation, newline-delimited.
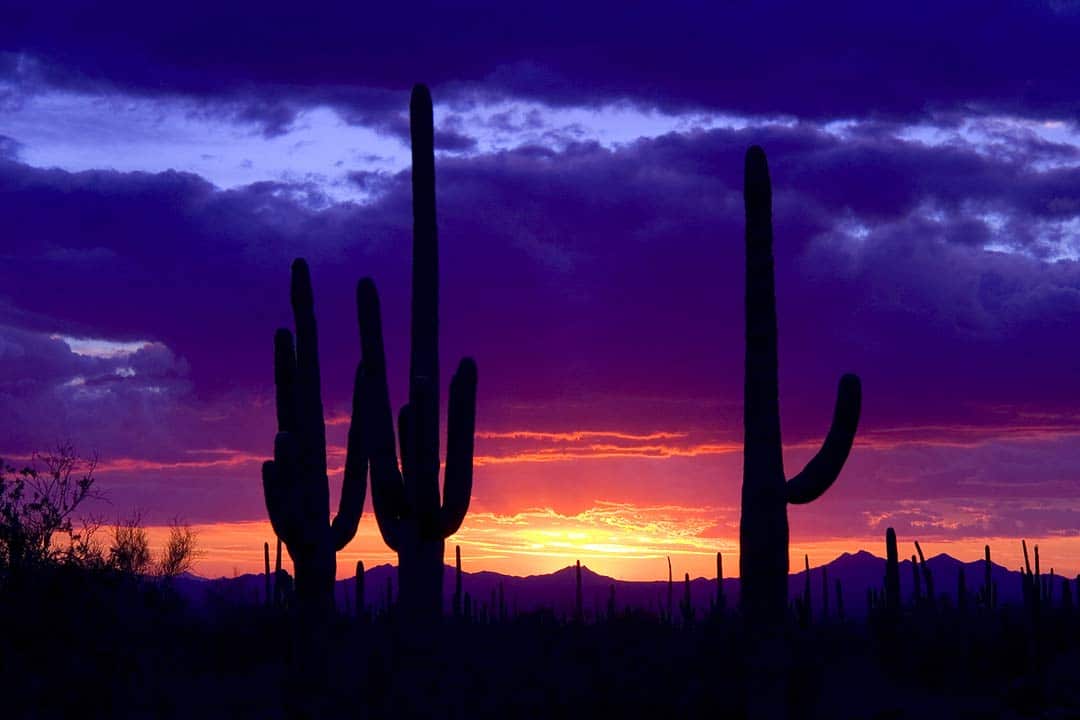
[2, 2, 1080, 580]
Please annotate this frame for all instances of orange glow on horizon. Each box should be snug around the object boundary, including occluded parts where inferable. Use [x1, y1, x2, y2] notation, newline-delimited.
[144, 513, 1080, 583]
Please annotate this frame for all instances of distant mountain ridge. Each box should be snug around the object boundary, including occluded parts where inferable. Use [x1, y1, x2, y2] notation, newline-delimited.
[170, 548, 1054, 619]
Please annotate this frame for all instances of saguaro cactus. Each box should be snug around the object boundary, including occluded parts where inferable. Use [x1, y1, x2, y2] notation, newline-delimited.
[262, 259, 366, 613]
[802, 555, 812, 620]
[682, 572, 693, 626]
[274, 538, 283, 606]
[912, 555, 922, 605]
[885, 528, 900, 612]
[263, 542, 271, 607]
[355, 560, 365, 618]
[575, 560, 583, 623]
[454, 545, 463, 618]
[667, 556, 674, 623]
[822, 564, 829, 620]
[957, 565, 967, 611]
[738, 146, 862, 627]
[914, 541, 934, 609]
[358, 85, 478, 623]
[716, 551, 726, 611]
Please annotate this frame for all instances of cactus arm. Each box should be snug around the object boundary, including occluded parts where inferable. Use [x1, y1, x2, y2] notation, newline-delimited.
[261, 460, 290, 543]
[441, 357, 477, 538]
[263, 433, 303, 546]
[785, 374, 862, 504]
[331, 363, 368, 551]
[289, 259, 328, 481]
[366, 388, 405, 553]
[356, 278, 406, 552]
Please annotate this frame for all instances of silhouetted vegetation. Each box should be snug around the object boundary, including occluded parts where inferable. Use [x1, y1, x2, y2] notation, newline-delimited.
[5, 540, 1080, 718]
[0, 443, 101, 578]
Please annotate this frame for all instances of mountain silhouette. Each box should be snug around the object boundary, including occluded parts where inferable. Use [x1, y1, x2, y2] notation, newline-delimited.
[169, 548, 1042, 618]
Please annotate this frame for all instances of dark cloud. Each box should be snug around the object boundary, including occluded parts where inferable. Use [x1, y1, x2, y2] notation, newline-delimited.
[1, 1, 1078, 133]
[1, 117, 1079, 531]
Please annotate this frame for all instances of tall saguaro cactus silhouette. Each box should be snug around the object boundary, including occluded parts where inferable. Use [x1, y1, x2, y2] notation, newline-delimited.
[262, 259, 366, 613]
[358, 84, 478, 622]
[885, 527, 900, 612]
[738, 146, 862, 628]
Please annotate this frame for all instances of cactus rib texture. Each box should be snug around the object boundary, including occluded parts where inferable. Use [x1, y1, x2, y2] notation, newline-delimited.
[738, 145, 862, 627]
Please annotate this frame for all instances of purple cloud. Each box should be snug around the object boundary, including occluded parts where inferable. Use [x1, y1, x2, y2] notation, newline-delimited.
[1, 107, 1079, 534]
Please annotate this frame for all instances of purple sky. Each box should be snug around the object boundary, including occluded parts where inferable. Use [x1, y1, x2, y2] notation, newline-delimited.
[2, 1, 1080, 576]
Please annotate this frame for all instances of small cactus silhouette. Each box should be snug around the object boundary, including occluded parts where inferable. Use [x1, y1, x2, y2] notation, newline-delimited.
[884, 528, 900, 612]
[737, 146, 862, 627]
[681, 572, 693, 626]
[358, 85, 478, 623]
[355, 560, 365, 619]
[575, 559, 583, 623]
[454, 545, 463, 618]
[715, 551, 726, 612]
[263, 541, 271, 608]
[911, 554, 922, 605]
[803, 555, 811, 618]
[667, 556, 674, 624]
[262, 259, 366, 613]
[821, 564, 829, 620]
[957, 565, 967, 611]
[914, 541, 934, 609]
